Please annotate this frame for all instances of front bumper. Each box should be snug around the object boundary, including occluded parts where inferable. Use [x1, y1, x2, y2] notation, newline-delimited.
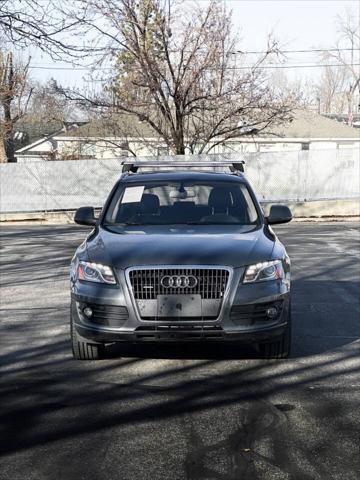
[74, 321, 288, 343]
[71, 265, 290, 344]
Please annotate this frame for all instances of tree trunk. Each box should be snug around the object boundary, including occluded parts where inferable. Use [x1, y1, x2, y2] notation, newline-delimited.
[175, 144, 186, 155]
[4, 136, 15, 162]
[3, 101, 15, 162]
[0, 138, 7, 163]
[175, 107, 185, 155]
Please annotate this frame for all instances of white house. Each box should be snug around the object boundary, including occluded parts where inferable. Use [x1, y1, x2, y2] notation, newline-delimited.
[15, 109, 360, 162]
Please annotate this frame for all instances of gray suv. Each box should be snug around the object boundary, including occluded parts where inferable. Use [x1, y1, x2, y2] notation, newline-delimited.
[70, 161, 292, 360]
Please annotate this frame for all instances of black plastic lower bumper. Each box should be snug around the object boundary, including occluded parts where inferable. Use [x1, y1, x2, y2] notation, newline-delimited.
[75, 322, 287, 344]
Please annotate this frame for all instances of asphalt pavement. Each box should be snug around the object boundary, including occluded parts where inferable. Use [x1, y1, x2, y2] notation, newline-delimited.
[0, 222, 359, 480]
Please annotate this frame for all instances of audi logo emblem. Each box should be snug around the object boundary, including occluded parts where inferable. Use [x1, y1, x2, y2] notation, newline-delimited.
[160, 275, 198, 288]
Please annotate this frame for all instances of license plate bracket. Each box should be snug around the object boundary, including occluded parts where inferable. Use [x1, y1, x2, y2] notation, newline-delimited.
[157, 294, 202, 317]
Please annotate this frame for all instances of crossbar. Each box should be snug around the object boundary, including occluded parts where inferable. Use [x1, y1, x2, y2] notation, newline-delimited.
[121, 160, 245, 173]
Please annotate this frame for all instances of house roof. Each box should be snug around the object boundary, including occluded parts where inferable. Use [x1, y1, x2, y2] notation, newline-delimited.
[55, 115, 157, 139]
[56, 109, 360, 141]
[13, 120, 64, 148]
[16, 109, 360, 158]
[14, 119, 89, 149]
[265, 109, 360, 139]
[15, 121, 90, 155]
[323, 113, 360, 129]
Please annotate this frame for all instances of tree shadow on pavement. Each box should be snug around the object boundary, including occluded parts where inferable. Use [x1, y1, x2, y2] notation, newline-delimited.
[0, 328, 358, 480]
[0, 224, 359, 480]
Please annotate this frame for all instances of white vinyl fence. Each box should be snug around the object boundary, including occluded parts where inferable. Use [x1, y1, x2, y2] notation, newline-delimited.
[0, 150, 359, 213]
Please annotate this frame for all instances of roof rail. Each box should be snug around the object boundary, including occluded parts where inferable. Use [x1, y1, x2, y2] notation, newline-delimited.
[121, 160, 245, 174]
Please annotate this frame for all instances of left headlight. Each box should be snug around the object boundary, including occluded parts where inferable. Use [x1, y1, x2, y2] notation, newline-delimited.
[243, 260, 284, 283]
[77, 261, 116, 284]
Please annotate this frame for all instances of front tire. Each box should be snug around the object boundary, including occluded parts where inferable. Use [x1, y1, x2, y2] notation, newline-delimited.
[70, 301, 105, 360]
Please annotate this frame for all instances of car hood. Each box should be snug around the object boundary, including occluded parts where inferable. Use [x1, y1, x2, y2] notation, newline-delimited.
[85, 224, 275, 269]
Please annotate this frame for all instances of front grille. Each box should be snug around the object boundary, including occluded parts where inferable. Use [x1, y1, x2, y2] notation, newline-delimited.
[230, 301, 283, 325]
[129, 268, 229, 300]
[79, 303, 129, 327]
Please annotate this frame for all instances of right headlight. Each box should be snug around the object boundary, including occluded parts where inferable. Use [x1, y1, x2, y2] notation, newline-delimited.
[77, 261, 116, 284]
[243, 260, 284, 283]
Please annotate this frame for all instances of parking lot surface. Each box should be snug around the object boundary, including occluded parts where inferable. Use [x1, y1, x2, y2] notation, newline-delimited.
[0, 222, 359, 480]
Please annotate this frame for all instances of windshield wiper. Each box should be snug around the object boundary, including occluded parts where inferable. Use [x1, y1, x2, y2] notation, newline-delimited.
[186, 221, 241, 225]
[104, 222, 143, 226]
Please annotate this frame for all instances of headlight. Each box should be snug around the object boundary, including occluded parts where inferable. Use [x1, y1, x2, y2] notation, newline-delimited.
[77, 261, 116, 284]
[243, 260, 284, 283]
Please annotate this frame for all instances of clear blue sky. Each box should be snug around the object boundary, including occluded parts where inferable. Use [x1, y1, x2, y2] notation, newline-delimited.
[30, 0, 359, 88]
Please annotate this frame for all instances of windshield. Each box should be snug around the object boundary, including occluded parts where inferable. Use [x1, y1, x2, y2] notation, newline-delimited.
[104, 180, 259, 226]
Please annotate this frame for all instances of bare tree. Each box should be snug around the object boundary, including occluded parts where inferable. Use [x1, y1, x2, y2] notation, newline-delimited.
[316, 60, 348, 114]
[317, 10, 360, 119]
[58, 0, 299, 155]
[0, 51, 32, 162]
[25, 79, 79, 126]
[0, 1, 93, 60]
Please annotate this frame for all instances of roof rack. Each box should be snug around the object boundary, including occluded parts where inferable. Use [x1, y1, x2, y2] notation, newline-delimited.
[121, 160, 245, 174]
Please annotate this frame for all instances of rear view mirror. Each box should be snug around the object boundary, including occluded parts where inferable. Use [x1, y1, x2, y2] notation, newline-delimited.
[267, 205, 292, 225]
[169, 188, 196, 200]
[74, 206, 97, 226]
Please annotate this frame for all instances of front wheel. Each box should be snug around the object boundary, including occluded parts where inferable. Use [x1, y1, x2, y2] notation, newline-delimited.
[70, 301, 105, 360]
[257, 305, 292, 359]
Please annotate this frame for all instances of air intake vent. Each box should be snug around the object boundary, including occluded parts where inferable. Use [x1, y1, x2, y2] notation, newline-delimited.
[230, 301, 283, 325]
[79, 303, 129, 327]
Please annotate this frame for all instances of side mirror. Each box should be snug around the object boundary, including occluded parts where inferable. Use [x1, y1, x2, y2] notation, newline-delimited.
[74, 206, 97, 226]
[266, 205, 292, 225]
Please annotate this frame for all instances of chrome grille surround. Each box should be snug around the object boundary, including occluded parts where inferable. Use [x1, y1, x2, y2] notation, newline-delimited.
[125, 265, 233, 321]
[128, 267, 230, 299]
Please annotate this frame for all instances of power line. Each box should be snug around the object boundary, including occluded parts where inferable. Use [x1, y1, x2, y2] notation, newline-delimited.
[23, 46, 360, 60]
[29, 65, 102, 71]
[232, 48, 360, 54]
[233, 63, 360, 70]
[23, 46, 360, 71]
[26, 62, 360, 71]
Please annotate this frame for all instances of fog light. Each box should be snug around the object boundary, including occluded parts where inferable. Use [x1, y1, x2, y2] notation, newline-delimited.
[83, 306, 93, 318]
[266, 306, 278, 319]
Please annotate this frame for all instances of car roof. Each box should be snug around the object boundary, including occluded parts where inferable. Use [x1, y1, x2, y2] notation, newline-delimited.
[121, 170, 246, 184]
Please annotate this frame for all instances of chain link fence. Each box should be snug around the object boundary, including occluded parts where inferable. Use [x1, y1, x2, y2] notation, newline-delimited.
[0, 149, 359, 213]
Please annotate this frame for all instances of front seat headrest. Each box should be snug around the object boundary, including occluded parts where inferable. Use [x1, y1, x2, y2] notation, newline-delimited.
[208, 187, 233, 213]
[139, 193, 160, 214]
